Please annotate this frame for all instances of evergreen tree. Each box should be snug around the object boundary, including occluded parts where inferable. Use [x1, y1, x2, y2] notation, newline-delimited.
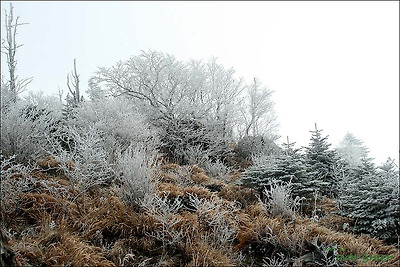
[339, 157, 400, 241]
[239, 137, 316, 202]
[336, 132, 369, 168]
[304, 124, 338, 197]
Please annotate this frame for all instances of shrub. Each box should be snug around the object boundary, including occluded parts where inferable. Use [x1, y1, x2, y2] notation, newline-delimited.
[259, 179, 300, 220]
[238, 148, 317, 205]
[70, 97, 160, 164]
[116, 144, 160, 209]
[1, 101, 60, 164]
[338, 159, 400, 241]
[0, 154, 31, 217]
[142, 194, 186, 250]
[178, 144, 232, 179]
[158, 118, 232, 167]
[188, 193, 240, 248]
[46, 125, 115, 200]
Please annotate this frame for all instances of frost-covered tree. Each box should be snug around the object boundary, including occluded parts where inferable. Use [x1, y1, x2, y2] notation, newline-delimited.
[338, 157, 400, 241]
[239, 77, 279, 140]
[1, 72, 15, 110]
[86, 76, 107, 101]
[95, 50, 274, 165]
[239, 137, 316, 202]
[304, 124, 338, 197]
[336, 132, 369, 168]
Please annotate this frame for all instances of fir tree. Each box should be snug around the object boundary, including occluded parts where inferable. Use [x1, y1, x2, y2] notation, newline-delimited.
[339, 157, 400, 241]
[304, 123, 338, 197]
[336, 132, 369, 168]
[239, 137, 316, 203]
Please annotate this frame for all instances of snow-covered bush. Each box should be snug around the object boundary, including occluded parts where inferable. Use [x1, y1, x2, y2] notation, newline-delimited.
[143, 194, 185, 248]
[22, 91, 63, 118]
[179, 144, 231, 179]
[262, 253, 289, 267]
[239, 153, 314, 204]
[202, 159, 232, 180]
[117, 144, 160, 209]
[260, 179, 300, 219]
[0, 154, 31, 215]
[46, 124, 115, 198]
[70, 97, 160, 164]
[188, 193, 240, 248]
[157, 117, 232, 166]
[1, 100, 60, 164]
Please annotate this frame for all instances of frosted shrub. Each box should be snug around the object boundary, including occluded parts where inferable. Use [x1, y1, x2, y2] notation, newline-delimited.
[71, 97, 160, 164]
[117, 144, 160, 209]
[23, 91, 63, 118]
[339, 161, 400, 240]
[260, 179, 300, 219]
[180, 144, 232, 179]
[180, 144, 209, 167]
[1, 101, 60, 164]
[0, 154, 31, 215]
[251, 153, 277, 167]
[262, 252, 288, 267]
[188, 193, 240, 247]
[0, 154, 67, 218]
[143, 194, 186, 248]
[202, 159, 232, 180]
[46, 125, 115, 195]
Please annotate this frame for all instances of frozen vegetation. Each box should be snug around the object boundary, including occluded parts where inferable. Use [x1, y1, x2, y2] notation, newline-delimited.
[1, 4, 399, 267]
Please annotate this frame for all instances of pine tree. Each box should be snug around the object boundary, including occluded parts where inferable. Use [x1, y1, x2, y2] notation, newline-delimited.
[304, 124, 338, 197]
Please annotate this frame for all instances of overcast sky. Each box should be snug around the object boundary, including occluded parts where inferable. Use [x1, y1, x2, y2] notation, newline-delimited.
[1, 1, 399, 165]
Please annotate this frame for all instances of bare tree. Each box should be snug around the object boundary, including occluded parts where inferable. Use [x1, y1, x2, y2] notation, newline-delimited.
[66, 58, 82, 105]
[1, 3, 32, 103]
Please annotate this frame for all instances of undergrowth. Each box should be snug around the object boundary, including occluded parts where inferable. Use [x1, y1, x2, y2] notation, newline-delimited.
[1, 156, 399, 267]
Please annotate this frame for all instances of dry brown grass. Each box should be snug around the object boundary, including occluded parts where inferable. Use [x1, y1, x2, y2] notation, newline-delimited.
[187, 240, 234, 267]
[5, 165, 400, 267]
[218, 183, 258, 207]
[158, 162, 193, 184]
[183, 186, 213, 200]
[309, 225, 400, 266]
[317, 196, 339, 213]
[190, 165, 211, 184]
[318, 213, 354, 232]
[37, 156, 75, 172]
[37, 156, 61, 169]
[43, 233, 115, 267]
[157, 182, 214, 200]
[157, 182, 185, 198]
[234, 201, 400, 267]
[17, 192, 79, 226]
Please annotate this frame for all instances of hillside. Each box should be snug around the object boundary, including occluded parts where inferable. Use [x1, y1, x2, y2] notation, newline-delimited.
[1, 155, 399, 267]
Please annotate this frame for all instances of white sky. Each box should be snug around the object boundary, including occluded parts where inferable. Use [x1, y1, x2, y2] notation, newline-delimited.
[1, 1, 399, 165]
